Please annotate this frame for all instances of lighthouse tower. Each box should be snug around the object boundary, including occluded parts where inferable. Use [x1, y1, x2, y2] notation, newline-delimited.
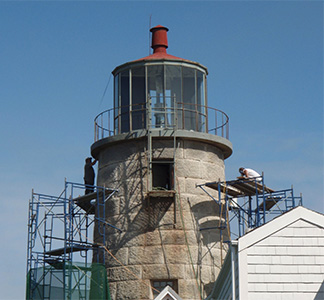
[91, 25, 232, 300]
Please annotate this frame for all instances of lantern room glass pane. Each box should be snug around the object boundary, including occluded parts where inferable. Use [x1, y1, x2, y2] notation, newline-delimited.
[120, 70, 130, 133]
[114, 74, 119, 134]
[148, 65, 165, 128]
[197, 71, 206, 132]
[182, 67, 196, 130]
[165, 65, 181, 128]
[132, 67, 146, 130]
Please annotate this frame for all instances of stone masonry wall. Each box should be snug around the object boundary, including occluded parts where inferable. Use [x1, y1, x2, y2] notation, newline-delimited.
[95, 137, 228, 300]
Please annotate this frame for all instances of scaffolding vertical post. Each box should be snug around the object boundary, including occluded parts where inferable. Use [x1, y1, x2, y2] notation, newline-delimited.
[262, 173, 266, 225]
[63, 183, 67, 299]
[173, 95, 177, 226]
[238, 208, 242, 237]
[64, 179, 70, 300]
[218, 181, 222, 249]
[254, 178, 259, 227]
[291, 185, 295, 208]
[173, 94, 177, 190]
[248, 196, 252, 228]
[147, 94, 153, 191]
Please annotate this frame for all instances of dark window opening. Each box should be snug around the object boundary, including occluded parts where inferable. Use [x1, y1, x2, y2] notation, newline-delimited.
[152, 162, 174, 190]
[151, 279, 178, 296]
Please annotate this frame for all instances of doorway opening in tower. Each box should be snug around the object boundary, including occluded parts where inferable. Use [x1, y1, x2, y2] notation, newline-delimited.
[152, 159, 174, 190]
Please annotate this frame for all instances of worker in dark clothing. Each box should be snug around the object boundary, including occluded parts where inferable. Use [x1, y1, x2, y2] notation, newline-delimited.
[84, 157, 97, 194]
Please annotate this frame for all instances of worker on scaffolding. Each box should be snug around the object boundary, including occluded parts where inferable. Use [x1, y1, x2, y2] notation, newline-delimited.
[239, 167, 262, 181]
[84, 157, 97, 194]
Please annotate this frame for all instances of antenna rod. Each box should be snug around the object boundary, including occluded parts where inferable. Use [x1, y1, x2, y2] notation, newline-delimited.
[149, 14, 152, 55]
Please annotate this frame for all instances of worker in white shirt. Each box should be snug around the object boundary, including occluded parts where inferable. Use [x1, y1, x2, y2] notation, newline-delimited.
[239, 167, 262, 181]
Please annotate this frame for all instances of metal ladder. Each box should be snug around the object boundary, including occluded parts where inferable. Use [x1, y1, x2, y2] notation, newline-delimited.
[147, 95, 178, 191]
[27, 191, 38, 266]
[43, 213, 54, 300]
[26, 191, 39, 299]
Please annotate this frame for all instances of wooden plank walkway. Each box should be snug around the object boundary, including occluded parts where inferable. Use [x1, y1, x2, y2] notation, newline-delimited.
[73, 189, 114, 214]
[203, 178, 276, 210]
[45, 244, 92, 256]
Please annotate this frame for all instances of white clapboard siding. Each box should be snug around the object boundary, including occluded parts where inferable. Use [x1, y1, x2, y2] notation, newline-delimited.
[238, 206, 324, 300]
[205, 206, 324, 300]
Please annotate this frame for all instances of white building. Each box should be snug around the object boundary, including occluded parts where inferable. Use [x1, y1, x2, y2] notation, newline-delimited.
[207, 206, 324, 300]
[155, 286, 183, 300]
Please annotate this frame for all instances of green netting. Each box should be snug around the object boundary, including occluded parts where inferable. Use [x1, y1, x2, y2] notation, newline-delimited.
[26, 262, 111, 300]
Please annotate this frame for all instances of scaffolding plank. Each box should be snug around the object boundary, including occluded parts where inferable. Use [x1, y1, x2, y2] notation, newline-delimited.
[205, 182, 244, 197]
[73, 190, 114, 214]
[243, 180, 275, 194]
[203, 179, 275, 198]
[45, 259, 93, 271]
[256, 197, 281, 211]
[74, 192, 97, 214]
[45, 244, 92, 256]
[231, 182, 257, 196]
[204, 182, 218, 190]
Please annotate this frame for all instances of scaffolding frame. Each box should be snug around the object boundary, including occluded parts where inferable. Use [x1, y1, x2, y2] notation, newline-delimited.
[196, 175, 303, 242]
[26, 180, 119, 300]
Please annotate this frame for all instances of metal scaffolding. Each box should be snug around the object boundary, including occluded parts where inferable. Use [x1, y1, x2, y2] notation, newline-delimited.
[26, 180, 119, 300]
[196, 175, 303, 241]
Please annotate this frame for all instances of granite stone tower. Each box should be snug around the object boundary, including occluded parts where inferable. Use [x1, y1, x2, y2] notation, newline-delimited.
[91, 25, 232, 300]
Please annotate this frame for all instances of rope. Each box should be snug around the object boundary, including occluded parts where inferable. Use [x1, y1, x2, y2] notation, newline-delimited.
[223, 180, 231, 246]
[98, 73, 112, 108]
[219, 202, 224, 265]
[102, 244, 160, 293]
[219, 179, 230, 266]
[71, 263, 99, 288]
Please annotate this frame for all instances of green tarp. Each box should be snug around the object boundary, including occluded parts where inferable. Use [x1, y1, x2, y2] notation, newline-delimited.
[26, 262, 111, 300]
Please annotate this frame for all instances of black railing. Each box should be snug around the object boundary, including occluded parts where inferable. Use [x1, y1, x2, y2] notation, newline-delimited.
[94, 102, 229, 142]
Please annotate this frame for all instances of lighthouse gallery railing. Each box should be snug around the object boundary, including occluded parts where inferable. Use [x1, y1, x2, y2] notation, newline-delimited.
[94, 102, 229, 142]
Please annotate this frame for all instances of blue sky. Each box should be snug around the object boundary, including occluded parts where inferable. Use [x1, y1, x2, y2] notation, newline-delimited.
[0, 1, 323, 299]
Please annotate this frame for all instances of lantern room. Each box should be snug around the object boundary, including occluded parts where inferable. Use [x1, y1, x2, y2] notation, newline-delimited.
[112, 25, 209, 134]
